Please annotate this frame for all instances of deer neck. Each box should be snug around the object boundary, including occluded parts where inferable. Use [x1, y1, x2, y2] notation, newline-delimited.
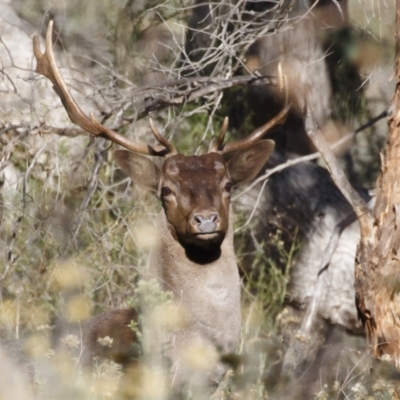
[148, 207, 241, 353]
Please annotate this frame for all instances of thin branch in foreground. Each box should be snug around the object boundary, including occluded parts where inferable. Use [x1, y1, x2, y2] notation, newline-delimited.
[304, 108, 373, 234]
[134, 75, 274, 121]
[355, 109, 389, 134]
[1, 181, 25, 285]
[233, 109, 389, 201]
[33, 75, 276, 138]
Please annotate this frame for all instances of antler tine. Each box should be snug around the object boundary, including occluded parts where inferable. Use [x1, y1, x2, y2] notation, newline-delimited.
[221, 106, 290, 154]
[210, 117, 229, 152]
[32, 21, 168, 157]
[149, 118, 178, 156]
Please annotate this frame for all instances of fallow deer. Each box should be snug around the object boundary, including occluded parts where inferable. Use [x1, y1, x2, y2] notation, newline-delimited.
[33, 21, 287, 394]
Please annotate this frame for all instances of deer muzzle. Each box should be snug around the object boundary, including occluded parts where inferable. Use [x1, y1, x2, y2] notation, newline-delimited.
[193, 213, 219, 233]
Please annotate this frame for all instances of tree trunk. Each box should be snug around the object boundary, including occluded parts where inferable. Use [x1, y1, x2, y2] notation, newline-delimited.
[355, 0, 400, 367]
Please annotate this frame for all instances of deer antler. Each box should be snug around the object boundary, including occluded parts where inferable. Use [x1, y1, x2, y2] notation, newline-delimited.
[210, 117, 229, 152]
[149, 118, 177, 155]
[219, 106, 290, 154]
[32, 20, 173, 157]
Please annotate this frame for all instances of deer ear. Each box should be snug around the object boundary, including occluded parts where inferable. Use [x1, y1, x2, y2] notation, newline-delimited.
[225, 140, 275, 185]
[114, 150, 161, 192]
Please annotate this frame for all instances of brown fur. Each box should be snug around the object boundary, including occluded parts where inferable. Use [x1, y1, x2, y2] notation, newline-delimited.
[82, 309, 138, 366]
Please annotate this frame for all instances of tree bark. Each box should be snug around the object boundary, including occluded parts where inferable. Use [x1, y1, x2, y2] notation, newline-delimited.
[355, 0, 400, 367]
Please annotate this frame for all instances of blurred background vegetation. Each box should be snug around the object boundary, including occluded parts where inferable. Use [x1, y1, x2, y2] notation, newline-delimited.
[0, 0, 397, 398]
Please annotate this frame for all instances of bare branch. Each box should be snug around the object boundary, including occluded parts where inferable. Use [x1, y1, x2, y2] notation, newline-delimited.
[304, 109, 373, 233]
[233, 110, 388, 202]
[132, 76, 276, 122]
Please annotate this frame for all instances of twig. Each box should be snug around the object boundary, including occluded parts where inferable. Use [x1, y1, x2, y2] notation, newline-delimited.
[0, 126, 30, 172]
[233, 109, 389, 201]
[60, 140, 106, 256]
[33, 75, 275, 137]
[354, 109, 388, 134]
[135, 75, 273, 120]
[304, 108, 372, 225]
[0, 124, 27, 136]
[0, 141, 51, 284]
[1, 182, 25, 284]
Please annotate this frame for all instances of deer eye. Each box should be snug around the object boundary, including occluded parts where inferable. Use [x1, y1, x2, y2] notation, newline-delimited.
[224, 181, 233, 193]
[161, 186, 172, 197]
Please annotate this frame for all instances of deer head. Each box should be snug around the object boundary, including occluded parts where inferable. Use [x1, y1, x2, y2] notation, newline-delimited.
[33, 21, 288, 257]
[113, 143, 276, 252]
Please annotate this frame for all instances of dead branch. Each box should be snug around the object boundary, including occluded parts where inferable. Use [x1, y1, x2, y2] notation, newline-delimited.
[133, 75, 275, 122]
[34, 74, 276, 138]
[233, 109, 388, 202]
[304, 109, 373, 235]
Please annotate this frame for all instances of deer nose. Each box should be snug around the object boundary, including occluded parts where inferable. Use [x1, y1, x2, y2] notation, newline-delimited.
[193, 213, 219, 233]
